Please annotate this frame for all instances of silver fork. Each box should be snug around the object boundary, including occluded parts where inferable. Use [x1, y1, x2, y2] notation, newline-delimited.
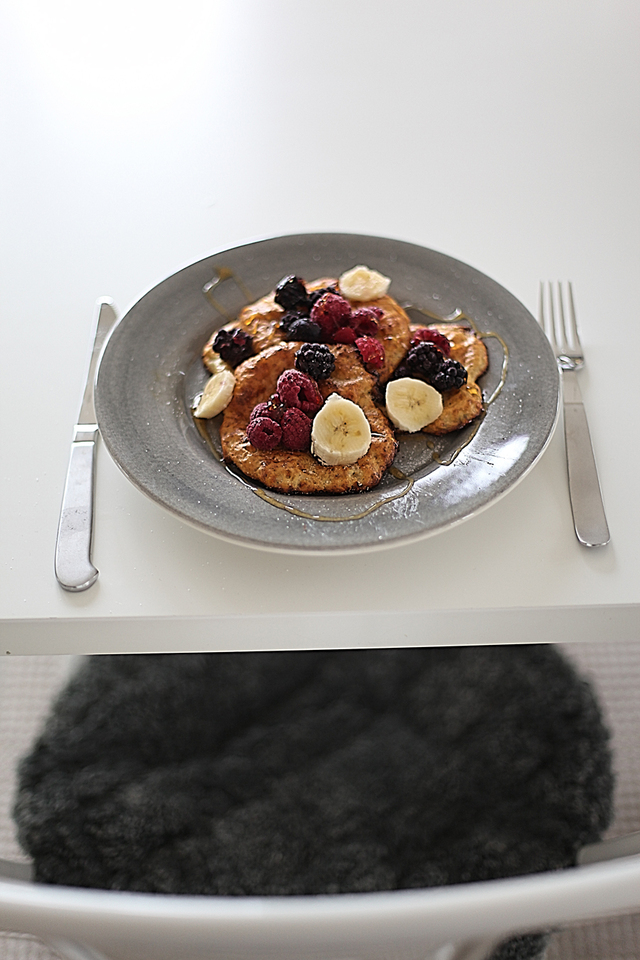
[538, 282, 610, 546]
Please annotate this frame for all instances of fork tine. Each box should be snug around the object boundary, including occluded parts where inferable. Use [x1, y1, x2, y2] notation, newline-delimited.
[566, 281, 581, 348]
[556, 281, 568, 352]
[547, 281, 558, 348]
[538, 281, 554, 346]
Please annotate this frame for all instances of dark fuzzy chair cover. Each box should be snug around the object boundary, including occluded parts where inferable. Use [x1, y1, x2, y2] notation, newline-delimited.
[14, 645, 613, 960]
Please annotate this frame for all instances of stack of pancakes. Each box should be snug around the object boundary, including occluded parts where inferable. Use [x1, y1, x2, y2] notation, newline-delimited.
[203, 279, 488, 495]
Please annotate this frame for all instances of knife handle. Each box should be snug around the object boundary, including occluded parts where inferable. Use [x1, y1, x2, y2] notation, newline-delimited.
[563, 373, 610, 547]
[54, 426, 99, 591]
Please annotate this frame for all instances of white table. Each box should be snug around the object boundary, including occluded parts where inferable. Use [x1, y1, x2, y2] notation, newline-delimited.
[1, 0, 639, 655]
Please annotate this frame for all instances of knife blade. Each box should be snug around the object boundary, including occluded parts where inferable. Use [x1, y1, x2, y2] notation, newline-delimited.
[54, 297, 118, 592]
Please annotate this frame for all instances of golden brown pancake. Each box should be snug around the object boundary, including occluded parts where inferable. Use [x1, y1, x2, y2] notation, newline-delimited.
[220, 343, 397, 495]
[417, 324, 488, 436]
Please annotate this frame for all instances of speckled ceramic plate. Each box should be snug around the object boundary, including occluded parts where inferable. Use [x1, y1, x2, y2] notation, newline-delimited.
[95, 233, 559, 554]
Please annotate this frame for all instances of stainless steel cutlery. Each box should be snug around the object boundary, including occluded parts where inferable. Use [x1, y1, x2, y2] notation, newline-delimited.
[538, 282, 610, 547]
[54, 298, 118, 591]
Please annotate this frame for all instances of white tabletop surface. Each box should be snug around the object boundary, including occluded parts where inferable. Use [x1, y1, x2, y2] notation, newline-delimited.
[1, 0, 639, 655]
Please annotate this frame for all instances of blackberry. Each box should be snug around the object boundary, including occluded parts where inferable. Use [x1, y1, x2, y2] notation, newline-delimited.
[285, 318, 322, 342]
[400, 342, 467, 392]
[295, 344, 335, 380]
[404, 341, 446, 380]
[274, 275, 309, 311]
[279, 308, 308, 333]
[430, 358, 468, 391]
[212, 328, 254, 367]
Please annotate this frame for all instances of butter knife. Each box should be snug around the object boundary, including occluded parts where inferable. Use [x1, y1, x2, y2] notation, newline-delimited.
[54, 298, 118, 592]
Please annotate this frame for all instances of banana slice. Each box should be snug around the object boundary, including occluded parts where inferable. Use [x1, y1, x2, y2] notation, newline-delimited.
[194, 369, 236, 418]
[203, 350, 233, 377]
[311, 393, 372, 466]
[385, 378, 443, 432]
[338, 265, 391, 301]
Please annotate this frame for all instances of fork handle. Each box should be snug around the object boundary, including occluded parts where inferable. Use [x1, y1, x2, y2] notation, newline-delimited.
[562, 370, 610, 546]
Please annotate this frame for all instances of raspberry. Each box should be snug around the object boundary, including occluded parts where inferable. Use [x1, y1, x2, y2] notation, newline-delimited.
[249, 401, 271, 421]
[309, 292, 352, 339]
[263, 393, 288, 423]
[355, 336, 385, 368]
[246, 416, 282, 450]
[308, 285, 338, 305]
[351, 307, 382, 336]
[333, 326, 357, 344]
[430, 358, 468, 391]
[281, 408, 312, 451]
[212, 328, 254, 367]
[276, 369, 323, 416]
[410, 327, 451, 355]
[295, 344, 335, 380]
[274, 275, 309, 311]
[285, 318, 322, 342]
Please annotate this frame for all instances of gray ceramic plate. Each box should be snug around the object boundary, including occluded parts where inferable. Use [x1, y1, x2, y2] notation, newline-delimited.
[95, 233, 559, 554]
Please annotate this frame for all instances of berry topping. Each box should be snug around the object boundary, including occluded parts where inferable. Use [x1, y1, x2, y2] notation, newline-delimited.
[279, 308, 308, 332]
[351, 306, 382, 336]
[295, 343, 336, 380]
[285, 318, 323, 342]
[281, 408, 312, 451]
[429, 358, 468, 391]
[263, 393, 288, 422]
[309, 292, 352, 339]
[398, 341, 467, 392]
[246, 416, 282, 450]
[249, 401, 271, 421]
[355, 336, 385, 368]
[333, 326, 357, 344]
[212, 328, 254, 367]
[308, 285, 338, 305]
[404, 342, 447, 380]
[276, 369, 323, 416]
[274, 275, 309, 311]
[410, 327, 451, 355]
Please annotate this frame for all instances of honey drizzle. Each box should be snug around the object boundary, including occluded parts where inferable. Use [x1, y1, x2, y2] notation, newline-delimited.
[254, 473, 415, 522]
[194, 275, 509, 524]
[202, 267, 253, 321]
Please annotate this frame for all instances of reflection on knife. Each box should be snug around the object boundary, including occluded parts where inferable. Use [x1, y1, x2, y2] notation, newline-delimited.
[54, 298, 118, 592]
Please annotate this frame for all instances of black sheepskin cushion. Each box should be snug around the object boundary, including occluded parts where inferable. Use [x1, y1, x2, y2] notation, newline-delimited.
[14, 646, 613, 959]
